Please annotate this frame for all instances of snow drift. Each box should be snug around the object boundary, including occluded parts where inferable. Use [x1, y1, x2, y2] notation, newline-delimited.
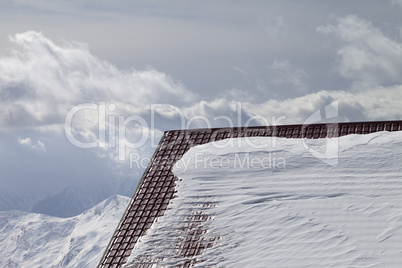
[125, 131, 402, 267]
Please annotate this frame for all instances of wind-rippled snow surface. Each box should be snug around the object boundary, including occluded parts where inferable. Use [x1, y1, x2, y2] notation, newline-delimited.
[126, 131, 402, 267]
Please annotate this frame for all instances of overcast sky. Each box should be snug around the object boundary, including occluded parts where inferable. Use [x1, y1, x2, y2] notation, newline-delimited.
[1, 0, 402, 197]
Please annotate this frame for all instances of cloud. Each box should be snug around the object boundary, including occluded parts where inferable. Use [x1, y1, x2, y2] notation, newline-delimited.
[0, 31, 195, 130]
[17, 137, 32, 146]
[17, 137, 47, 152]
[265, 16, 286, 36]
[244, 85, 402, 123]
[177, 84, 402, 129]
[0, 31, 198, 196]
[391, 0, 402, 7]
[2, 30, 400, 140]
[0, 31, 199, 169]
[317, 15, 402, 87]
[1, 30, 401, 199]
[269, 60, 308, 93]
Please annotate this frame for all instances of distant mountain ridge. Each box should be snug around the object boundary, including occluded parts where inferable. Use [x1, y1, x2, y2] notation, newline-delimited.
[1, 176, 138, 218]
[31, 187, 111, 218]
[0, 193, 45, 212]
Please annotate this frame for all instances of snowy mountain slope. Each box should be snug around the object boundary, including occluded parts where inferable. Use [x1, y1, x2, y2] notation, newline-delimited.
[0, 195, 129, 268]
[126, 131, 402, 267]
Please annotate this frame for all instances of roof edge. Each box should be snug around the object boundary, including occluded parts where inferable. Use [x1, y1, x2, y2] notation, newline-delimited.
[163, 120, 402, 134]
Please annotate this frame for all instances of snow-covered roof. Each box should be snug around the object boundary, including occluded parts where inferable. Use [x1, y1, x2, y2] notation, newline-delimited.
[99, 121, 402, 267]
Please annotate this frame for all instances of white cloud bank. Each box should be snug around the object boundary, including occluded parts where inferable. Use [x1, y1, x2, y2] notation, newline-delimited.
[0, 31, 195, 131]
[0, 23, 401, 196]
[1, 23, 401, 135]
[317, 15, 402, 87]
